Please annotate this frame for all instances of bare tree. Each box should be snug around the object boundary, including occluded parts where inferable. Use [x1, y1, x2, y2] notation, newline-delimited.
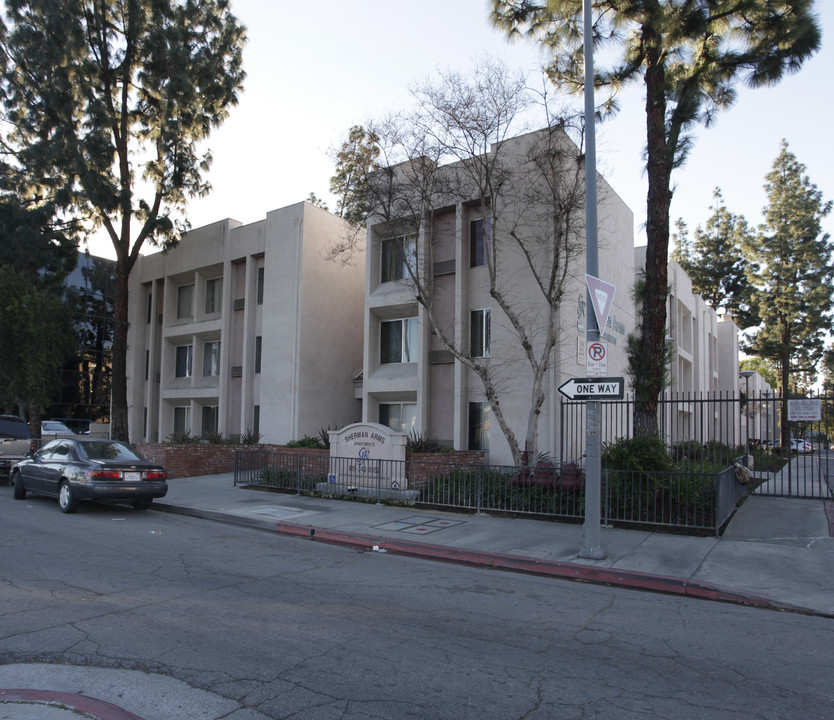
[351, 63, 592, 466]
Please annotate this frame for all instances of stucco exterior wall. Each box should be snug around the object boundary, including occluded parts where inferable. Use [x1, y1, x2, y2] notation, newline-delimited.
[362, 127, 636, 466]
[127, 202, 363, 446]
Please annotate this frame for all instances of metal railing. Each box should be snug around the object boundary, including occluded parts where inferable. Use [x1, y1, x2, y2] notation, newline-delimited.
[234, 450, 748, 535]
[561, 391, 834, 500]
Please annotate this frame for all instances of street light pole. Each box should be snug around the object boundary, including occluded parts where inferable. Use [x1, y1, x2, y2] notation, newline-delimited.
[579, 0, 606, 560]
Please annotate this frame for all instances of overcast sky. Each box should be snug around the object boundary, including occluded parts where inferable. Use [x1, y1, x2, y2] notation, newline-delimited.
[86, 0, 834, 259]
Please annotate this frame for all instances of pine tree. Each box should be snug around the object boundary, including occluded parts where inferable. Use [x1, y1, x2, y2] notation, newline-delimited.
[329, 125, 380, 225]
[491, 0, 822, 434]
[745, 141, 833, 443]
[672, 189, 756, 328]
[0, 0, 246, 440]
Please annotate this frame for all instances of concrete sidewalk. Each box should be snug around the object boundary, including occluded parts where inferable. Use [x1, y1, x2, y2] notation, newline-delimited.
[155, 472, 834, 617]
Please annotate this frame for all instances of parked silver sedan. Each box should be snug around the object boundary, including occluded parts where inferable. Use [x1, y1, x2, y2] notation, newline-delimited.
[12, 439, 168, 513]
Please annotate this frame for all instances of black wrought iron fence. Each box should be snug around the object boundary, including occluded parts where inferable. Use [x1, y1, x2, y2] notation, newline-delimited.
[233, 450, 746, 534]
[561, 391, 834, 500]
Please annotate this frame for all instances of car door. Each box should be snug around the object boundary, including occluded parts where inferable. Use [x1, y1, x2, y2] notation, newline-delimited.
[22, 444, 54, 492]
[41, 441, 73, 496]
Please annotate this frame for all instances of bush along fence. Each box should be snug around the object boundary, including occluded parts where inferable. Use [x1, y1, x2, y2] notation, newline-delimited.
[233, 449, 750, 536]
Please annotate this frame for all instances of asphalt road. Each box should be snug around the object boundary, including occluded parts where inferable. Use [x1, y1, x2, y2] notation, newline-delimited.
[2, 491, 833, 719]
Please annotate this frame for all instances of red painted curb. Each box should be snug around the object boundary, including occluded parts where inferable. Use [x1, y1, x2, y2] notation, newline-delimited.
[275, 522, 778, 611]
[0, 689, 145, 720]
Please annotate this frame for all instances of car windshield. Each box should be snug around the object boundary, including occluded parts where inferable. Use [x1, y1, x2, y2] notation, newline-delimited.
[77, 441, 145, 462]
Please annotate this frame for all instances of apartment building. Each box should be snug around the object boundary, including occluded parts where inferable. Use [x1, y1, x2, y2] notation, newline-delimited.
[126, 201, 364, 444]
[361, 128, 636, 466]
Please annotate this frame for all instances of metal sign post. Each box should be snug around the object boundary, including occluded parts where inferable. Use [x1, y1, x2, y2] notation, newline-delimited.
[579, 0, 607, 560]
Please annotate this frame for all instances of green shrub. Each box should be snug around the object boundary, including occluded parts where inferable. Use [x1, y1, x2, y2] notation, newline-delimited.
[285, 435, 325, 449]
[317, 427, 334, 449]
[672, 440, 703, 463]
[407, 430, 448, 453]
[165, 430, 201, 444]
[702, 440, 744, 466]
[240, 428, 262, 445]
[602, 434, 673, 472]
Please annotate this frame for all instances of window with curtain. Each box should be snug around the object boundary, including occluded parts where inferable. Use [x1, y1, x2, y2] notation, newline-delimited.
[175, 345, 193, 378]
[203, 341, 220, 377]
[380, 317, 418, 364]
[470, 218, 491, 268]
[381, 235, 417, 283]
[470, 308, 491, 358]
[379, 403, 417, 433]
[468, 402, 490, 451]
[177, 284, 194, 318]
[174, 406, 191, 435]
[201, 405, 219, 435]
[205, 277, 223, 314]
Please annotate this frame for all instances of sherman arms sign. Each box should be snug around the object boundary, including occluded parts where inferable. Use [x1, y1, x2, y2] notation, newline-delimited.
[328, 423, 408, 490]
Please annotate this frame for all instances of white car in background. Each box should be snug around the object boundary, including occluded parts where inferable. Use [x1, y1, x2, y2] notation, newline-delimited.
[40, 420, 74, 440]
[790, 438, 815, 454]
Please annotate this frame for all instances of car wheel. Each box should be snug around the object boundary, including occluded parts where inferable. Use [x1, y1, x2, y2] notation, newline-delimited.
[58, 481, 79, 513]
[12, 471, 25, 500]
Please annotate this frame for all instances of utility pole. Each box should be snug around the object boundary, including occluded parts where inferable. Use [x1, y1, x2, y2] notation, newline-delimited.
[579, 0, 606, 560]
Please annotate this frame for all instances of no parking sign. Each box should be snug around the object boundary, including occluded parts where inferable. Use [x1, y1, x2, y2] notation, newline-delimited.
[586, 340, 608, 376]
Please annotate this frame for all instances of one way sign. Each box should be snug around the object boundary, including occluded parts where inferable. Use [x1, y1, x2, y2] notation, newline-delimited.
[558, 377, 625, 401]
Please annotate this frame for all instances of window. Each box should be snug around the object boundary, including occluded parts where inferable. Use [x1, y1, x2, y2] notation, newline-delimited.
[380, 317, 418, 364]
[253, 405, 260, 436]
[144, 350, 150, 381]
[173, 406, 191, 436]
[257, 267, 264, 305]
[255, 336, 262, 374]
[470, 308, 491, 358]
[381, 235, 417, 283]
[146, 292, 152, 323]
[470, 218, 491, 268]
[52, 443, 72, 461]
[379, 403, 417, 433]
[177, 284, 194, 318]
[468, 402, 490, 451]
[203, 341, 220, 377]
[205, 277, 223, 314]
[175, 345, 193, 378]
[202, 405, 219, 436]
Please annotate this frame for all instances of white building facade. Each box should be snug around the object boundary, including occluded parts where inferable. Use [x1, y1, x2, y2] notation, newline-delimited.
[362, 129, 636, 466]
[124, 140, 749, 465]
[127, 202, 364, 444]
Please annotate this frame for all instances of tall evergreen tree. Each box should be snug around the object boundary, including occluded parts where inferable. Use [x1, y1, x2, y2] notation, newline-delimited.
[491, 0, 821, 434]
[0, 0, 246, 440]
[672, 189, 755, 327]
[0, 265, 76, 421]
[329, 125, 380, 225]
[745, 141, 833, 443]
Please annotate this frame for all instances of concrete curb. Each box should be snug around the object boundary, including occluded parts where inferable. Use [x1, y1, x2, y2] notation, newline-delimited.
[0, 689, 145, 720]
[272, 522, 783, 612]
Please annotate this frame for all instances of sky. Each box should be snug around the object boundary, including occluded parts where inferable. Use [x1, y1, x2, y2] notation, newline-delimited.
[86, 0, 834, 261]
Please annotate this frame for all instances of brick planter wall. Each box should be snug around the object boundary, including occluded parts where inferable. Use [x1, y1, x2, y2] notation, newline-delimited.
[136, 444, 485, 480]
[406, 451, 486, 489]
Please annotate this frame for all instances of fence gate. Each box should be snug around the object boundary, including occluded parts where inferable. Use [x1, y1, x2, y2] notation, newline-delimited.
[560, 391, 833, 500]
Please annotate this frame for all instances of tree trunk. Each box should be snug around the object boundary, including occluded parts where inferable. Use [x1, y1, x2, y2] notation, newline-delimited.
[634, 39, 672, 437]
[110, 260, 130, 441]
